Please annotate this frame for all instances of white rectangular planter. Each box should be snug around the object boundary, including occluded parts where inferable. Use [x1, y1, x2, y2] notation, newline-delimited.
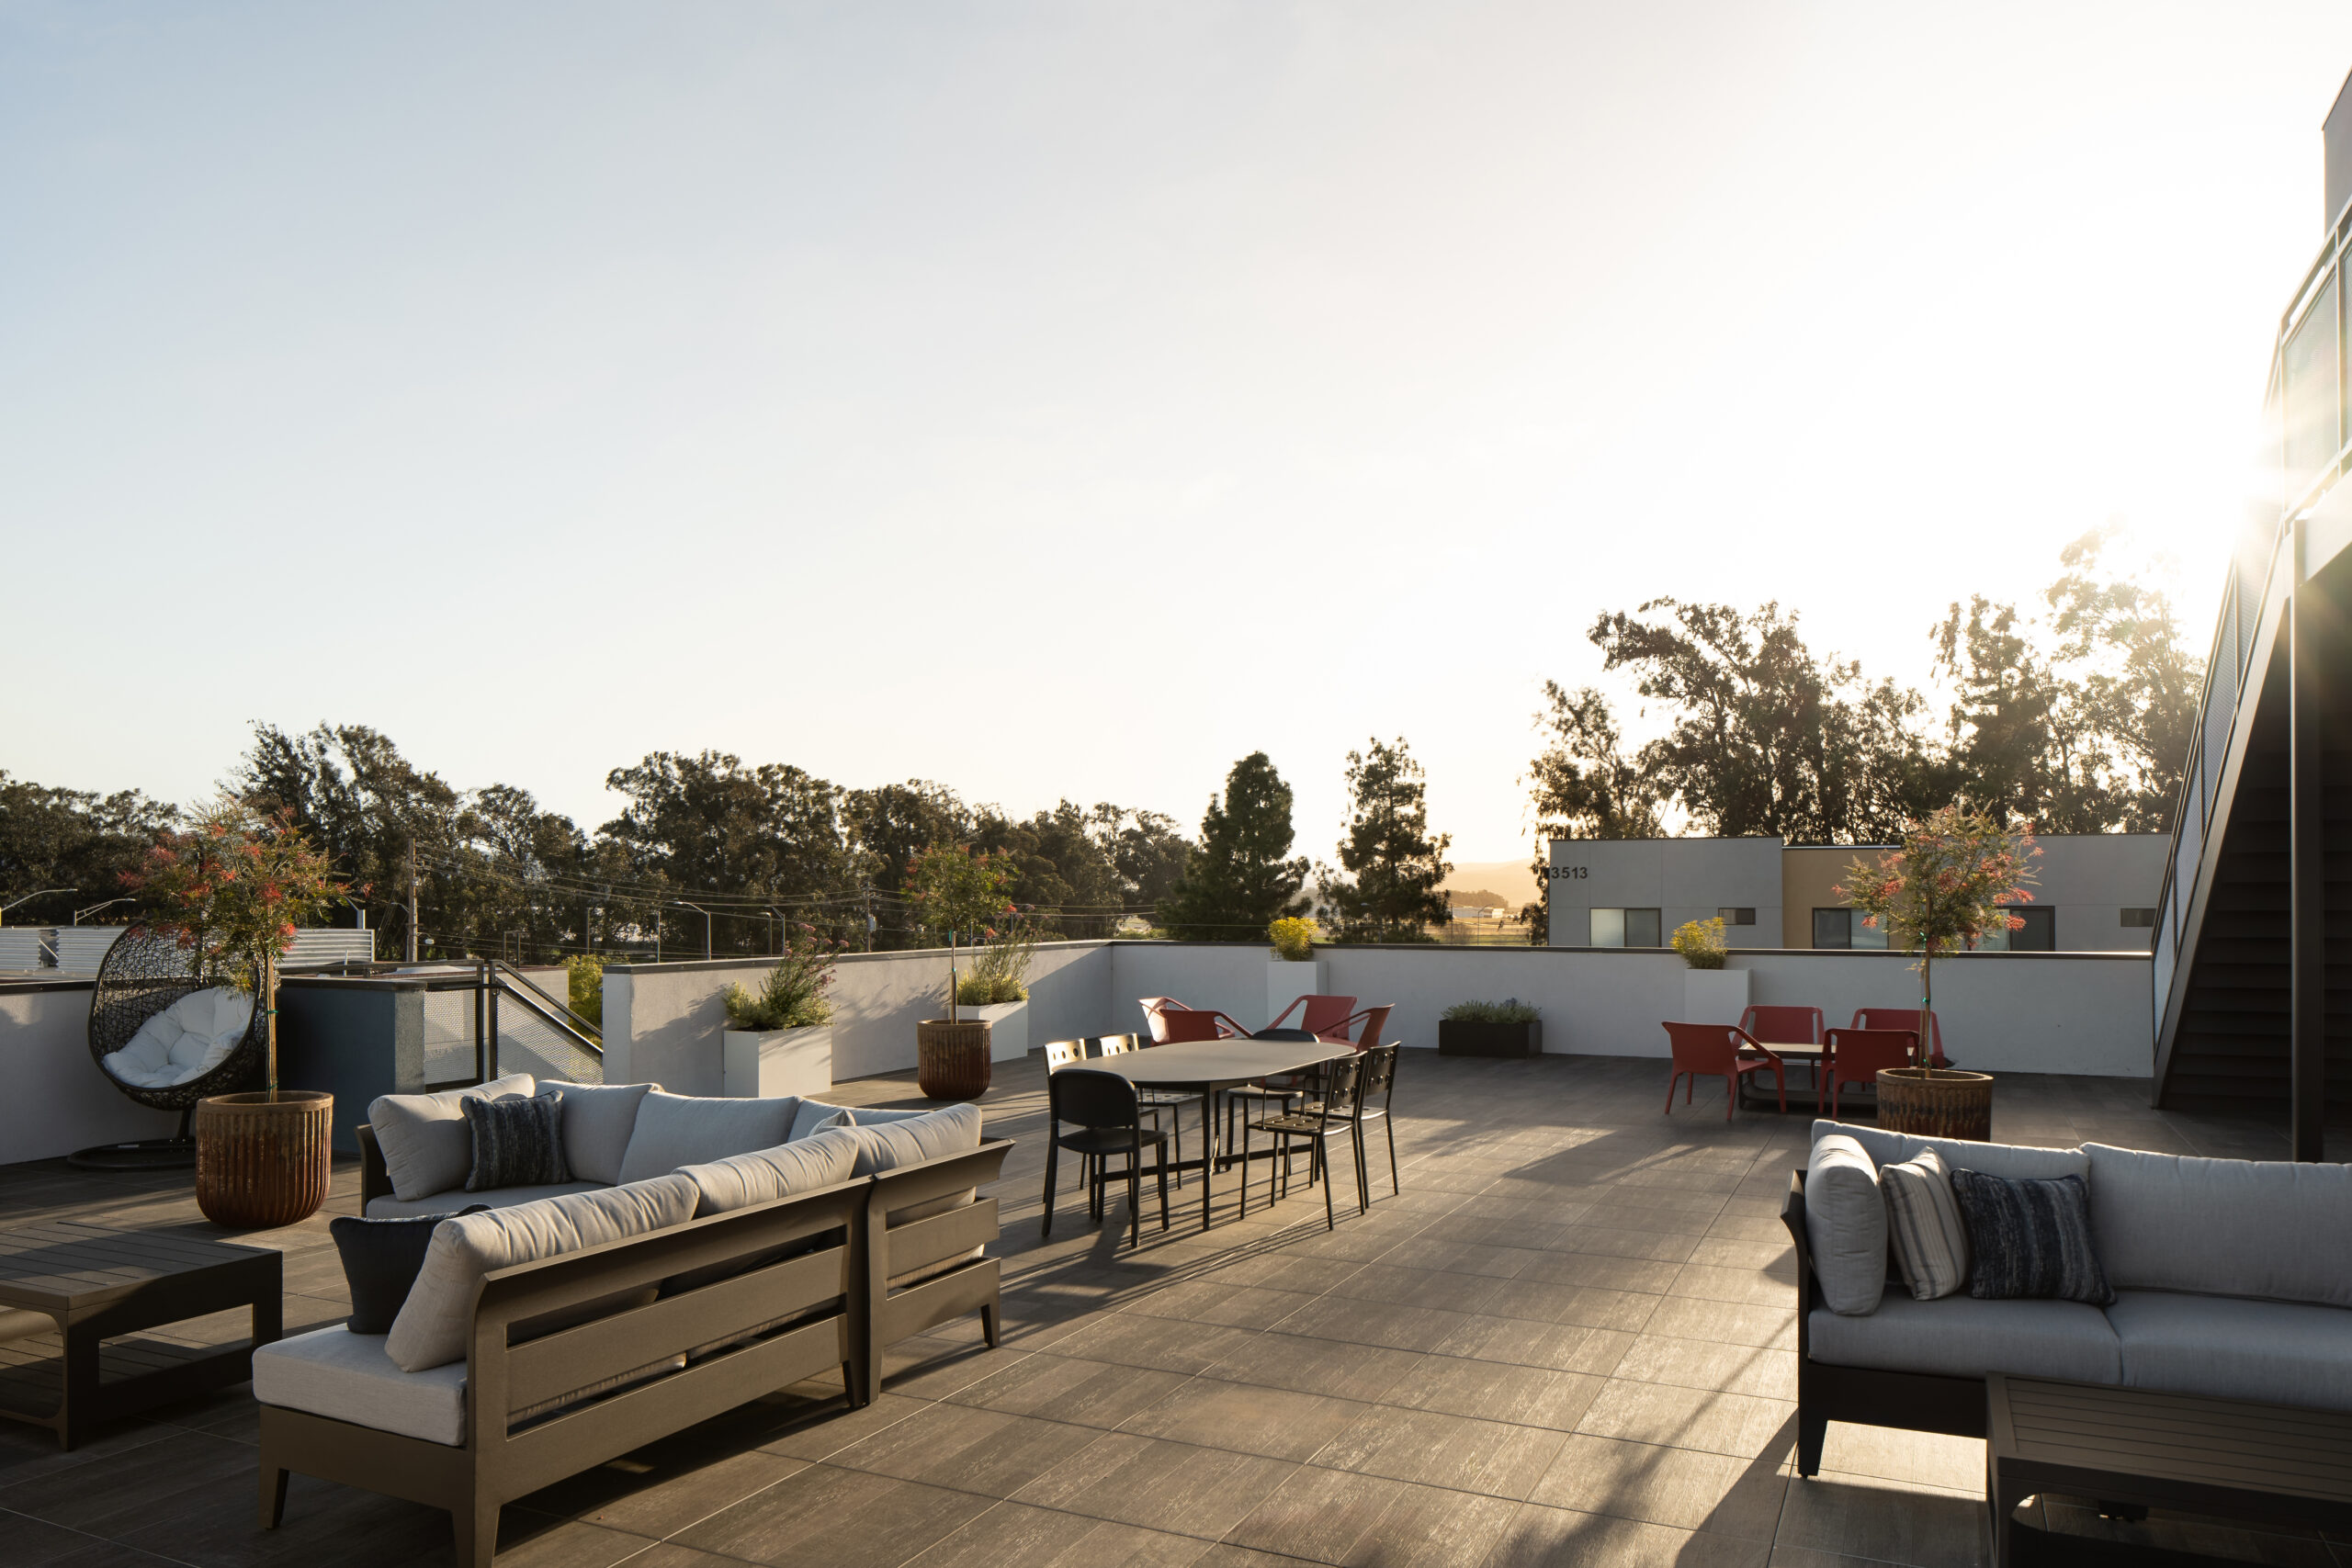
[1267, 960, 1320, 1029]
[721, 1026, 833, 1100]
[960, 1000, 1030, 1062]
[1680, 969, 1751, 1027]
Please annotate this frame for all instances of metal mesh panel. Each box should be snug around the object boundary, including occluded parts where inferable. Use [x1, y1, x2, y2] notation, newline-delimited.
[491, 996, 603, 1085]
[422, 989, 479, 1085]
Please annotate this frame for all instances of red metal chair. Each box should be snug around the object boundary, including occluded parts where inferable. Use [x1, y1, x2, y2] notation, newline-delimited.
[1138, 997, 1247, 1043]
[1264, 994, 1359, 1038]
[1324, 1003, 1392, 1052]
[1852, 1007, 1945, 1068]
[1820, 1027, 1920, 1118]
[1739, 1005, 1823, 1045]
[1661, 1022, 1785, 1121]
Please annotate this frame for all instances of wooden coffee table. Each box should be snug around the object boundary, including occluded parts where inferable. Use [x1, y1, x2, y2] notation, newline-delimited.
[0, 1219, 283, 1450]
[1987, 1372, 2352, 1562]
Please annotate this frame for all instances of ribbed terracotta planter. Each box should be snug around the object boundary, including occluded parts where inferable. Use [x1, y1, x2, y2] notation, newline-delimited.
[1875, 1068, 1992, 1142]
[194, 1090, 333, 1229]
[915, 1020, 992, 1100]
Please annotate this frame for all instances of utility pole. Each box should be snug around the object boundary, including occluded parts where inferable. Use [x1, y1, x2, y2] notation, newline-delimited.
[864, 886, 874, 953]
[406, 840, 419, 963]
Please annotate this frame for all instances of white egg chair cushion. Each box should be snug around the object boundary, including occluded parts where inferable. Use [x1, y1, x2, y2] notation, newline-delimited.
[103, 987, 254, 1089]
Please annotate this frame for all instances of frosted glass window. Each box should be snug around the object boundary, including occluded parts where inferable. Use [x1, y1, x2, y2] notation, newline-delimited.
[1590, 908, 1625, 948]
[2284, 273, 2340, 498]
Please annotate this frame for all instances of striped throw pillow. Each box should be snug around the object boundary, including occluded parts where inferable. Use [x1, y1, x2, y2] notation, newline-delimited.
[1880, 1148, 1969, 1301]
[462, 1090, 570, 1190]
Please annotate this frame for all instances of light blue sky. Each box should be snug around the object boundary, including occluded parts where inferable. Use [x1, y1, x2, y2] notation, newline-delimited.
[7, 3, 2352, 871]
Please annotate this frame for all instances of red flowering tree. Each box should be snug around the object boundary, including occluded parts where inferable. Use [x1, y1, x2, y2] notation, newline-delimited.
[1836, 802, 2039, 1078]
[903, 843, 1017, 1022]
[121, 797, 348, 1095]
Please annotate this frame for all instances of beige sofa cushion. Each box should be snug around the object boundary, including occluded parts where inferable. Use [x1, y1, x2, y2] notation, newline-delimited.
[385, 1175, 697, 1372]
[365, 1180, 605, 1219]
[369, 1074, 535, 1201]
[2086, 1144, 2352, 1307]
[616, 1092, 798, 1185]
[254, 1325, 469, 1445]
[680, 1128, 861, 1217]
[537, 1080, 655, 1185]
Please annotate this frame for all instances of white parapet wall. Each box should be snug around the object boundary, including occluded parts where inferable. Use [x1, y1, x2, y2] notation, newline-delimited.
[3, 980, 179, 1160]
[603, 940, 2156, 1088]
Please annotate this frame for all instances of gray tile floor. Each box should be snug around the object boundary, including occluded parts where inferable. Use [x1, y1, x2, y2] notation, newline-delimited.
[2, 1053, 2346, 1568]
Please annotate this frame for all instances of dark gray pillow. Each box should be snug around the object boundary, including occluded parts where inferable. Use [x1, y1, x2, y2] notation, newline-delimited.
[1950, 1168, 2113, 1304]
[328, 1207, 487, 1334]
[462, 1091, 569, 1190]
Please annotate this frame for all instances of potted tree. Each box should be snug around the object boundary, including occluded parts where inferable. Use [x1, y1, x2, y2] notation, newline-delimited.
[127, 798, 348, 1228]
[904, 843, 1017, 1100]
[721, 923, 842, 1098]
[1838, 802, 2040, 1141]
[1266, 916, 1320, 1023]
[1672, 916, 1748, 1024]
[957, 914, 1038, 1065]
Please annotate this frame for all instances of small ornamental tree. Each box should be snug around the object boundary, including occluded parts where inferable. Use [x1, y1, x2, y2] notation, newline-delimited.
[1836, 801, 2039, 1078]
[904, 842, 1018, 1021]
[121, 796, 350, 1096]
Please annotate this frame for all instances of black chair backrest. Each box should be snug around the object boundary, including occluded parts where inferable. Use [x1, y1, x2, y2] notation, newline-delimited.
[1307, 1053, 1363, 1121]
[1044, 1039, 1088, 1070]
[1358, 1042, 1398, 1102]
[1252, 1027, 1318, 1043]
[1089, 1033, 1140, 1055]
[1050, 1067, 1142, 1131]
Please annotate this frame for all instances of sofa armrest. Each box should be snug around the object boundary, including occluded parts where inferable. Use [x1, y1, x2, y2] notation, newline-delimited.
[358, 1123, 390, 1211]
[1782, 1168, 1815, 1362]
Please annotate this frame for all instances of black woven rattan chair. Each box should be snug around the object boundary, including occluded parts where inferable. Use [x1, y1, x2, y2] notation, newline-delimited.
[1238, 1054, 1364, 1231]
[1041, 1067, 1170, 1248]
[72, 929, 264, 1169]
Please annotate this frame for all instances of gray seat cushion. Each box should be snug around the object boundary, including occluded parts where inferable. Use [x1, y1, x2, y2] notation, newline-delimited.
[1810, 1119, 2088, 1183]
[2108, 1290, 2352, 1413]
[1807, 1292, 2121, 1384]
[254, 1325, 469, 1445]
[2086, 1144, 2352, 1308]
[537, 1081, 655, 1186]
[365, 1180, 606, 1219]
[369, 1073, 536, 1201]
[616, 1093, 799, 1185]
[787, 1098, 932, 1143]
[1804, 1133, 1886, 1316]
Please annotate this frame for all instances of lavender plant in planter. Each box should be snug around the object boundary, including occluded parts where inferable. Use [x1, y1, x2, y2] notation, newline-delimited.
[1438, 998, 1542, 1057]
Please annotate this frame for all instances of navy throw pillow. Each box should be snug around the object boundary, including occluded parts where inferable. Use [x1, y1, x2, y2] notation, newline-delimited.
[1949, 1168, 2113, 1304]
[463, 1089, 569, 1190]
[329, 1208, 488, 1334]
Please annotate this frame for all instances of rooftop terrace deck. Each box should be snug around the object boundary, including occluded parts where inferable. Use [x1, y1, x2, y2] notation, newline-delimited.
[2, 1054, 2345, 1567]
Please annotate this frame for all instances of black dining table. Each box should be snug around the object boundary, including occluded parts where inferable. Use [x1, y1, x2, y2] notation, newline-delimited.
[1076, 1036, 1350, 1230]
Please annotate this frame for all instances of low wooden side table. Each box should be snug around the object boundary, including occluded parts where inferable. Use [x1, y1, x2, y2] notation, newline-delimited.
[0, 1219, 282, 1450]
[1987, 1372, 2352, 1562]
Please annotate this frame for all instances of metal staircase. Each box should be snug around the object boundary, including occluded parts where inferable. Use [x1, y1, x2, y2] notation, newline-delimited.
[2150, 119, 2352, 1154]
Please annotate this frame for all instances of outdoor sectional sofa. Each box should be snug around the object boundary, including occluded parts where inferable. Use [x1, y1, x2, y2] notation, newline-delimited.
[1783, 1117, 2352, 1476]
[250, 1075, 1010, 1566]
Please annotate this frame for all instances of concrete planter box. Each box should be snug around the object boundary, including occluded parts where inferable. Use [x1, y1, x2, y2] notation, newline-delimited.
[1681, 969, 1750, 1026]
[959, 1000, 1030, 1063]
[1438, 1021, 1542, 1057]
[721, 1025, 833, 1099]
[1268, 960, 1320, 1028]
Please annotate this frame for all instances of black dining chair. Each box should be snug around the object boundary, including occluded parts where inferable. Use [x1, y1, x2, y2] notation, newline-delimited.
[1090, 1032, 1188, 1187]
[1338, 1043, 1401, 1208]
[1041, 1067, 1170, 1248]
[1238, 1053, 1364, 1231]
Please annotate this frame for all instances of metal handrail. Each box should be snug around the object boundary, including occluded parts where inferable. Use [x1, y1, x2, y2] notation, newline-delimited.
[489, 958, 602, 1043]
[487, 966, 603, 1063]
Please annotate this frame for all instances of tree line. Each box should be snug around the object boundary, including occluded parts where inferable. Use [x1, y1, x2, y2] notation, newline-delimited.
[0, 532, 2204, 955]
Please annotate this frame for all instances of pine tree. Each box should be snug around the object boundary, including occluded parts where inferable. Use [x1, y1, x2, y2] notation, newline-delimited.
[1323, 738, 1452, 942]
[1156, 753, 1308, 941]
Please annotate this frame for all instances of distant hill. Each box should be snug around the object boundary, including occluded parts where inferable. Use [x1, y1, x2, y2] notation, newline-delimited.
[1442, 859, 1538, 908]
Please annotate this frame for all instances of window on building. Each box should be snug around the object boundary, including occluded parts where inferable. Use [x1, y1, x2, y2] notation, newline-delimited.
[1717, 908, 1755, 926]
[1812, 908, 1887, 949]
[1976, 906, 2055, 953]
[1589, 908, 1662, 947]
[2120, 908, 2156, 929]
